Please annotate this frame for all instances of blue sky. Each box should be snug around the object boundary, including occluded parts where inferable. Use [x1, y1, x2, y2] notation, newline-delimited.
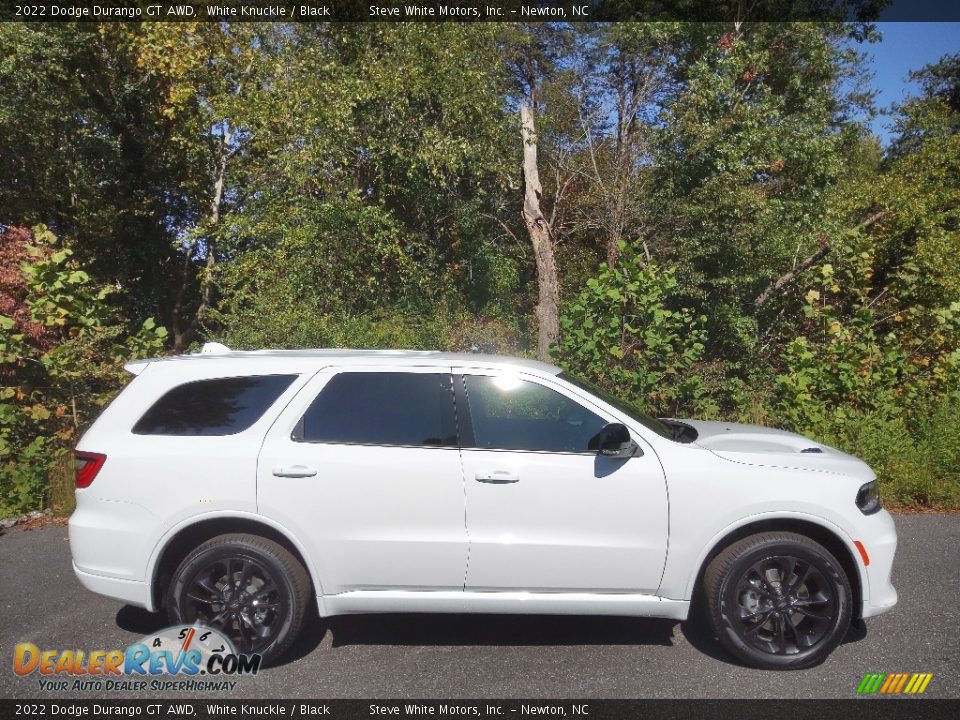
[861, 23, 960, 144]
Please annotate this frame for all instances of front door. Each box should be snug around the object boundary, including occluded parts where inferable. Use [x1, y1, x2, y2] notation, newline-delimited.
[455, 369, 669, 594]
[257, 367, 468, 595]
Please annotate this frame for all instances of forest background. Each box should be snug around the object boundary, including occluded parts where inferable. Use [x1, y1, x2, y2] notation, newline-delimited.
[2, 17, 959, 516]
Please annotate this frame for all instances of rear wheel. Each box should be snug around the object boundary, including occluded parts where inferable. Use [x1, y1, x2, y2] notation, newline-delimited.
[703, 531, 852, 669]
[166, 533, 310, 664]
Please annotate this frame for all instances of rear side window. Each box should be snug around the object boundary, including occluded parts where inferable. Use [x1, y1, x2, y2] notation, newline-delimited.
[296, 372, 457, 447]
[133, 375, 297, 436]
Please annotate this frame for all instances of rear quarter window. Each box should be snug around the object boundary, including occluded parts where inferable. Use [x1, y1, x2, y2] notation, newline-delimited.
[132, 374, 297, 436]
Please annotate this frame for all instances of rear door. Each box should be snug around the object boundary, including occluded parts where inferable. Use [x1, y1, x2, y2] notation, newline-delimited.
[257, 367, 468, 595]
[455, 369, 669, 594]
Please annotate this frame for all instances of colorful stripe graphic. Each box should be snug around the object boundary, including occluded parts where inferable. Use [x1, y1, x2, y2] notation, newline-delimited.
[857, 673, 933, 695]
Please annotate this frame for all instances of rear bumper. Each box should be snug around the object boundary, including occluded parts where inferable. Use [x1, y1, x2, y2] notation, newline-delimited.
[68, 493, 158, 584]
[72, 562, 154, 611]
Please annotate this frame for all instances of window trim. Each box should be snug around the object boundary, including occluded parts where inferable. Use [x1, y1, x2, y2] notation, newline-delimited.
[454, 372, 610, 456]
[290, 369, 460, 449]
[131, 373, 299, 437]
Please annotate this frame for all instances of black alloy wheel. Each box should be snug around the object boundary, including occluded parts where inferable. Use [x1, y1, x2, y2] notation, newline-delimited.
[703, 531, 853, 669]
[167, 533, 310, 664]
[731, 555, 837, 655]
[182, 555, 284, 653]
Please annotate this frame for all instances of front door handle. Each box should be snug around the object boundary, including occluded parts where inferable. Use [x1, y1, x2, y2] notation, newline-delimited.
[272, 464, 317, 478]
[475, 470, 519, 484]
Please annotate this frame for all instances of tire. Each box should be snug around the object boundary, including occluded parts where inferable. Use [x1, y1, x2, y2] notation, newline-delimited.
[703, 531, 852, 670]
[166, 533, 311, 665]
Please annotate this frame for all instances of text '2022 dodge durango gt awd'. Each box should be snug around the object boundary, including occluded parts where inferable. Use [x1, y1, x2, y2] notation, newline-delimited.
[69, 347, 897, 669]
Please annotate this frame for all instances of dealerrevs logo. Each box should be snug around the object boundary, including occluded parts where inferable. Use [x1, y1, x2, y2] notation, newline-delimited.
[13, 624, 260, 693]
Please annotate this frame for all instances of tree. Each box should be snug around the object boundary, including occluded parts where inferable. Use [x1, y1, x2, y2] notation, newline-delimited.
[499, 25, 573, 361]
[649, 22, 876, 365]
[570, 24, 679, 269]
[890, 52, 960, 157]
[122, 23, 278, 351]
[210, 24, 518, 349]
[519, 100, 560, 361]
[0, 24, 198, 325]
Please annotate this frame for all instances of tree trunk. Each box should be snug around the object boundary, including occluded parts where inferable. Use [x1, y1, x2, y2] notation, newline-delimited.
[520, 101, 560, 362]
[170, 125, 231, 353]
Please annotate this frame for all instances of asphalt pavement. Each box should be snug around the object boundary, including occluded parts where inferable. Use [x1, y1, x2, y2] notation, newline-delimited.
[1, 514, 957, 699]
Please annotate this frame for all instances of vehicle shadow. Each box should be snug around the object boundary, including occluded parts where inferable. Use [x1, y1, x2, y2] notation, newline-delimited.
[116, 605, 684, 668]
[328, 613, 678, 648]
[116, 605, 168, 635]
[279, 611, 685, 667]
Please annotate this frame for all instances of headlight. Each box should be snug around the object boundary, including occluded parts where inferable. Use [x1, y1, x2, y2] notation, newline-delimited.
[856, 480, 881, 515]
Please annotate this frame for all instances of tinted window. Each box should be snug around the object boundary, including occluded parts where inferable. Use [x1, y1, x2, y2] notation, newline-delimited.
[133, 375, 296, 436]
[297, 372, 457, 447]
[558, 372, 673, 439]
[463, 375, 607, 453]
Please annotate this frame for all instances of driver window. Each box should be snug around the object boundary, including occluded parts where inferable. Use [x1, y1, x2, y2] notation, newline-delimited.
[463, 374, 607, 453]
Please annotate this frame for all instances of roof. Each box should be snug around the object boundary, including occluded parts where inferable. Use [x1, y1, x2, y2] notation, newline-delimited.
[124, 347, 562, 376]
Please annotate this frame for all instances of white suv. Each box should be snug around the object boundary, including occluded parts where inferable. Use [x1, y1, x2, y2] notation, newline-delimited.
[69, 347, 897, 669]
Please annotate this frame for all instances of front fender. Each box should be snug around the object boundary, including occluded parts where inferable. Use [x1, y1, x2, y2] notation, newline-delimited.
[662, 510, 869, 605]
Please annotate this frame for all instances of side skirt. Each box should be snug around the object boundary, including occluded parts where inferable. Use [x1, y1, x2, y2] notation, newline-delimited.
[316, 590, 689, 620]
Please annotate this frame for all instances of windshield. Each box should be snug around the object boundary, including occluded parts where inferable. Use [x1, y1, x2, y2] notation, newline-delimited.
[558, 372, 674, 440]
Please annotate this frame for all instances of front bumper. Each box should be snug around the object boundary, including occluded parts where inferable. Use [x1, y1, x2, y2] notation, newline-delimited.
[859, 509, 898, 618]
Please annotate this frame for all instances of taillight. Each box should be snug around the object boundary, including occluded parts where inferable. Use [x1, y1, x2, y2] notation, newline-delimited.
[74, 451, 106, 489]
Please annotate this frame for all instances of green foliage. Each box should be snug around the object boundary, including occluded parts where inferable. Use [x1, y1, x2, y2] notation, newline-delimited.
[769, 216, 960, 509]
[771, 213, 960, 496]
[651, 23, 871, 363]
[210, 249, 528, 358]
[775, 294, 960, 429]
[556, 242, 709, 415]
[2, 24, 959, 511]
[890, 52, 960, 156]
[799, 399, 960, 510]
[0, 227, 167, 517]
[219, 24, 515, 319]
[0, 24, 203, 325]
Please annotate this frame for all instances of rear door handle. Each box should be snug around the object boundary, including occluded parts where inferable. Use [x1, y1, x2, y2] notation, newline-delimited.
[475, 470, 519, 484]
[272, 464, 317, 478]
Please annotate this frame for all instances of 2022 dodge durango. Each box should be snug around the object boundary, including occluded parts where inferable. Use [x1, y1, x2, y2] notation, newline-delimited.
[69, 347, 898, 669]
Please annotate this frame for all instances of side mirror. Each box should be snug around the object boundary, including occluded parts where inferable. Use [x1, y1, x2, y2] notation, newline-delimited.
[588, 422, 639, 458]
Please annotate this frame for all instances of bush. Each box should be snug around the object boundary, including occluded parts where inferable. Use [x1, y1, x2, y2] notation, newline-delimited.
[769, 251, 960, 509]
[209, 238, 532, 356]
[555, 242, 710, 416]
[775, 292, 960, 430]
[0, 226, 166, 518]
[802, 400, 960, 509]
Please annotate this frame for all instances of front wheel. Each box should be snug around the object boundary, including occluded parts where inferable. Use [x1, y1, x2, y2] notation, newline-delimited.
[703, 531, 852, 670]
[166, 533, 311, 664]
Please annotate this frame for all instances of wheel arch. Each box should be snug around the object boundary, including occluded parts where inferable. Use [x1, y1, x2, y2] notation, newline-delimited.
[148, 512, 321, 612]
[685, 514, 865, 620]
